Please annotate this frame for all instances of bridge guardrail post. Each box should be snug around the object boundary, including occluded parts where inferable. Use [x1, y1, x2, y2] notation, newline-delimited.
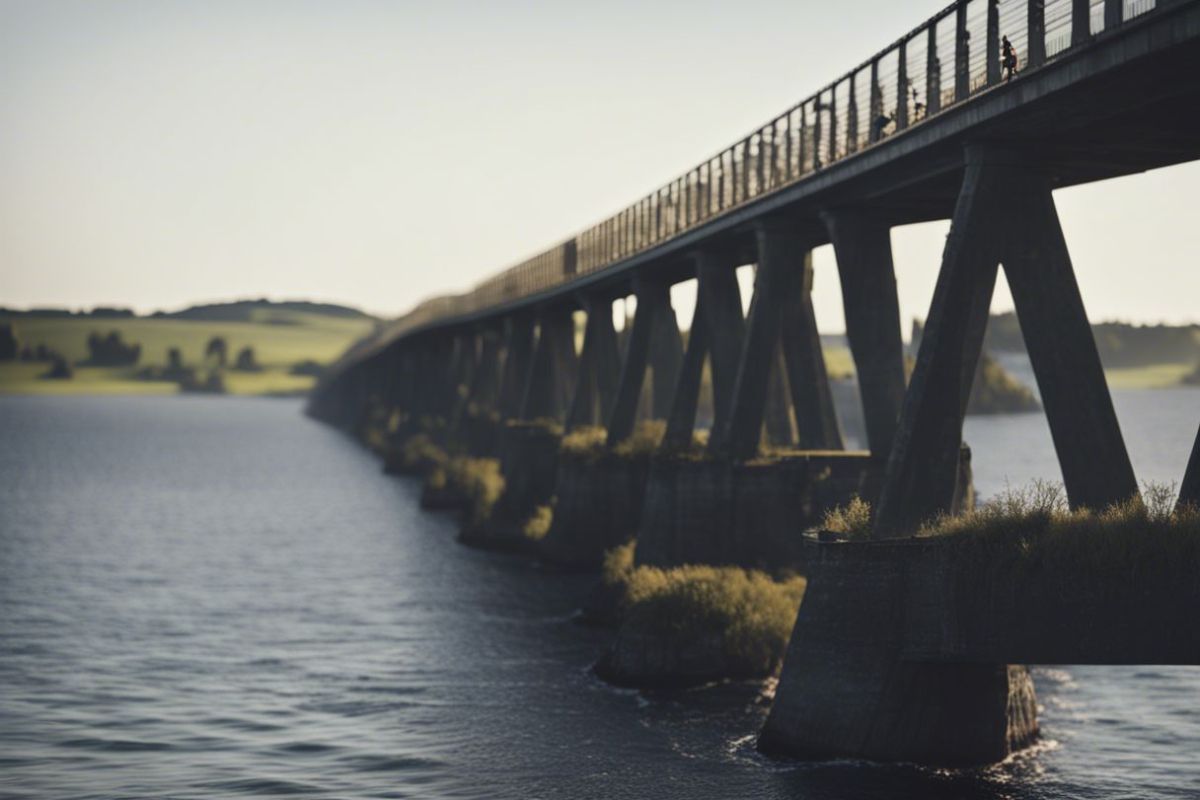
[1027, 0, 1046, 68]
[986, 0, 1000, 86]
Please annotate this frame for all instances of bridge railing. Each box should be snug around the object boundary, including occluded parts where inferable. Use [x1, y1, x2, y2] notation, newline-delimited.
[380, 0, 1164, 343]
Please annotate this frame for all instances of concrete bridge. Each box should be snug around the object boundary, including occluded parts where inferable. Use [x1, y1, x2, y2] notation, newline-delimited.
[310, 0, 1200, 766]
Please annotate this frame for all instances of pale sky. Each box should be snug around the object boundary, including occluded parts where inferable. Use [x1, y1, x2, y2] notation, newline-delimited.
[2, 0, 1197, 331]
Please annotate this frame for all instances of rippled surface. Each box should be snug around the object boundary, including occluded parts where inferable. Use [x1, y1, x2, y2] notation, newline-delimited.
[1, 394, 1198, 799]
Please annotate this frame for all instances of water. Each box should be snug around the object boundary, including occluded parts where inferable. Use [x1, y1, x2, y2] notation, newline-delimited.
[1, 392, 1197, 799]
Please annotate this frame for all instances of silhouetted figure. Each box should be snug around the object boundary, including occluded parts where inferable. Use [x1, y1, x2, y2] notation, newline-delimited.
[1002, 35, 1018, 81]
[910, 86, 926, 120]
[873, 113, 894, 140]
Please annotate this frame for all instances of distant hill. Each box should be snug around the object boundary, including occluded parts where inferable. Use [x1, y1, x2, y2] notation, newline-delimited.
[984, 311, 1200, 368]
[1, 299, 375, 323]
[153, 299, 375, 322]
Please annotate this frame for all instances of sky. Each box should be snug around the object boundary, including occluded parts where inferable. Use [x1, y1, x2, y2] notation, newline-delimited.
[2, 0, 1198, 332]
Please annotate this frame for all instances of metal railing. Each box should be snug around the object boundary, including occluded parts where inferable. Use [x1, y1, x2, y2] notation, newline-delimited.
[384, 0, 1163, 340]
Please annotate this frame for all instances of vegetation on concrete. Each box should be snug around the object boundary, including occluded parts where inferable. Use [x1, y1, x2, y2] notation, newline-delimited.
[822, 496, 874, 540]
[596, 541, 807, 684]
[820, 482, 1200, 563]
[522, 504, 554, 542]
[560, 420, 668, 462]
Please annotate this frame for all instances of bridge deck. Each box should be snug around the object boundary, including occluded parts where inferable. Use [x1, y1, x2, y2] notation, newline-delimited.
[338, 0, 1200, 371]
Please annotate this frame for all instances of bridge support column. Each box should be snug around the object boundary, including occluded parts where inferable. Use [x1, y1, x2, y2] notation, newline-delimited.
[649, 301, 684, 421]
[607, 280, 672, 445]
[1180, 422, 1200, 511]
[699, 252, 746, 450]
[567, 297, 621, 431]
[662, 289, 710, 451]
[874, 145, 1136, 536]
[722, 219, 839, 459]
[520, 308, 577, 423]
[764, 342, 797, 447]
[823, 210, 906, 458]
[498, 314, 535, 421]
[780, 250, 842, 451]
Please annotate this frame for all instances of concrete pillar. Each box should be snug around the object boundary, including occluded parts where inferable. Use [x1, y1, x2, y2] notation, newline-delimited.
[875, 146, 1136, 537]
[498, 315, 535, 420]
[649, 303, 684, 420]
[520, 307, 576, 423]
[567, 298, 620, 430]
[607, 279, 670, 445]
[721, 218, 809, 459]
[763, 341, 797, 447]
[449, 333, 480, 427]
[779, 250, 844, 451]
[874, 150, 1006, 536]
[999, 159, 1137, 511]
[823, 209, 906, 458]
[467, 329, 503, 414]
[662, 290, 711, 451]
[1180, 423, 1200, 511]
[697, 252, 746, 450]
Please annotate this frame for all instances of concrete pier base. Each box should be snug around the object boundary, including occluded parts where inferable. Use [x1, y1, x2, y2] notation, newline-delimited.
[537, 452, 652, 569]
[759, 539, 1038, 766]
[460, 421, 561, 550]
[634, 453, 883, 570]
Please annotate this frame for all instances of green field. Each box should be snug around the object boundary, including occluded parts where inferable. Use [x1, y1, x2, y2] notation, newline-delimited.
[0, 310, 374, 396]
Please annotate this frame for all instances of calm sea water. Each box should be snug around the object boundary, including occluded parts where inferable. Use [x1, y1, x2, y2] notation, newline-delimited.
[1, 392, 1198, 799]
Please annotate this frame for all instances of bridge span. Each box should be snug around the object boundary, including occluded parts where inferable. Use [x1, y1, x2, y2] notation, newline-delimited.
[310, 0, 1200, 767]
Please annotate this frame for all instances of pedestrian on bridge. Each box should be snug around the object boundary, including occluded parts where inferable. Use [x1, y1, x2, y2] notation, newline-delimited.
[1002, 35, 1019, 81]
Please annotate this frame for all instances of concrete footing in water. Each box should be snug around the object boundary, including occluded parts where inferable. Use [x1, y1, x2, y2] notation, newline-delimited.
[633, 452, 884, 570]
[759, 538, 1039, 766]
[537, 452, 653, 569]
[459, 421, 561, 550]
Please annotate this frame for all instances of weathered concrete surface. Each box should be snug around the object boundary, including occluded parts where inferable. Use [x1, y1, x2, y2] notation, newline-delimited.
[634, 452, 883, 570]
[760, 539, 1038, 766]
[763, 524, 1200, 765]
[538, 452, 652, 569]
[460, 421, 560, 550]
[594, 629, 739, 688]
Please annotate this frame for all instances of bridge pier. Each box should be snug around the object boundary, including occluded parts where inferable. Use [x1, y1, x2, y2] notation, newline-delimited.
[542, 282, 683, 568]
[759, 540, 1038, 766]
[875, 145, 1136, 536]
[720, 219, 842, 460]
[566, 297, 621, 431]
[823, 209, 906, 460]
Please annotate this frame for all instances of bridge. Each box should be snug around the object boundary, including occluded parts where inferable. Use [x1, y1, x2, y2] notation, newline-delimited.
[309, 0, 1200, 766]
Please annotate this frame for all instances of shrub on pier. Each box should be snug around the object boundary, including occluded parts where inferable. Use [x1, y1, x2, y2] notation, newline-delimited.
[595, 541, 806, 685]
[522, 504, 553, 542]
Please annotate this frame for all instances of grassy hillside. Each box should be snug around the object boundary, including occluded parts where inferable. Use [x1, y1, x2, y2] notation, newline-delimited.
[0, 309, 375, 396]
